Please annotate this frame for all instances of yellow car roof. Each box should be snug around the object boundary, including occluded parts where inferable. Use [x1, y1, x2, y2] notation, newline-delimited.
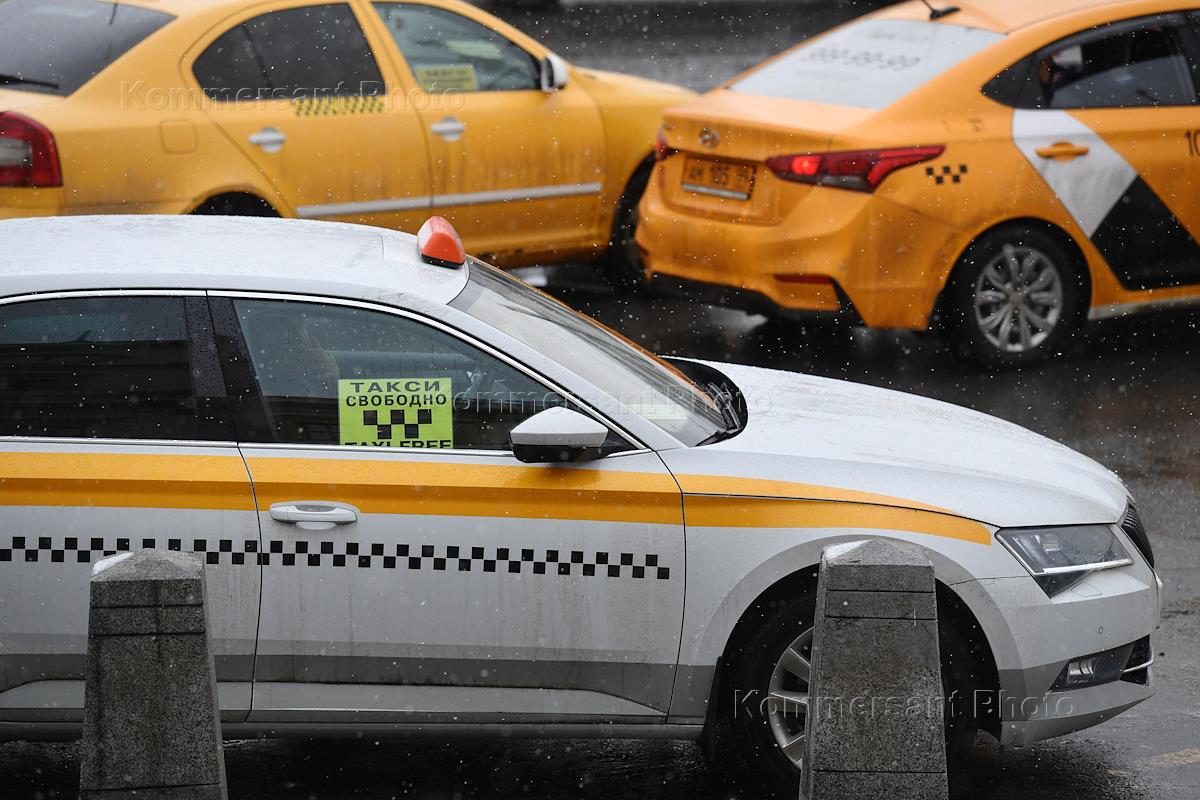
[878, 0, 1153, 34]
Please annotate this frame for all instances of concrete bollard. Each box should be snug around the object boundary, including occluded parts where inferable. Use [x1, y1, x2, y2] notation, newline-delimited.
[80, 549, 228, 800]
[800, 539, 948, 800]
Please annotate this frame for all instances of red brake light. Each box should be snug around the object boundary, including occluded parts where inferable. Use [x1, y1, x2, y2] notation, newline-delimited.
[655, 131, 676, 162]
[0, 112, 62, 188]
[417, 216, 466, 268]
[766, 145, 944, 192]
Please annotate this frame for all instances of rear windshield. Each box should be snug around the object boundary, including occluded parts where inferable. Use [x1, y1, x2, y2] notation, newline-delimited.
[0, 0, 173, 96]
[730, 19, 1003, 110]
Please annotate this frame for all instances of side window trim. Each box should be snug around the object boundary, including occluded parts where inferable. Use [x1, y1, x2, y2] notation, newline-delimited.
[1178, 12, 1200, 103]
[190, 1, 387, 102]
[370, 2, 541, 94]
[0, 289, 237, 446]
[206, 290, 647, 454]
[1004, 12, 1194, 109]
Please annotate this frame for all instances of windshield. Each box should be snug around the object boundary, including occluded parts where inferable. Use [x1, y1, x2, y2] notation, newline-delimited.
[0, 0, 173, 96]
[451, 262, 727, 446]
[730, 19, 1003, 110]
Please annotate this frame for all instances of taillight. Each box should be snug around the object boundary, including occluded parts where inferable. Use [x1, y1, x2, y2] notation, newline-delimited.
[655, 131, 676, 162]
[0, 112, 62, 188]
[766, 145, 944, 192]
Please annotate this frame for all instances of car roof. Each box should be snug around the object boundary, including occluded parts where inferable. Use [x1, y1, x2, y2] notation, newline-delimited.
[0, 216, 469, 305]
[879, 0, 1144, 34]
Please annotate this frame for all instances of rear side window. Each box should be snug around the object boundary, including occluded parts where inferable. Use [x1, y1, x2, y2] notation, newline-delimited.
[193, 4, 384, 101]
[0, 296, 230, 441]
[730, 19, 1002, 110]
[0, 0, 173, 96]
[1032, 24, 1194, 108]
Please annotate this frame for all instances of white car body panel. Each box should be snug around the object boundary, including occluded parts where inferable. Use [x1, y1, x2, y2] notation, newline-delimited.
[0, 216, 1158, 749]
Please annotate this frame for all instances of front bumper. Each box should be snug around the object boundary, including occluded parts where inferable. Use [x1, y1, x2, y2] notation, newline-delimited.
[998, 666, 1153, 747]
[957, 561, 1160, 747]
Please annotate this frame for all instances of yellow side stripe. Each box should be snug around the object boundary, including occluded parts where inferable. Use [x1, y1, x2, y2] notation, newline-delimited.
[245, 457, 683, 525]
[674, 473, 954, 515]
[0, 453, 990, 542]
[0, 453, 255, 511]
[685, 495, 992, 545]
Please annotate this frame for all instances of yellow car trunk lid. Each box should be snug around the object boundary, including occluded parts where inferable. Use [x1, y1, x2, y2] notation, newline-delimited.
[660, 89, 874, 223]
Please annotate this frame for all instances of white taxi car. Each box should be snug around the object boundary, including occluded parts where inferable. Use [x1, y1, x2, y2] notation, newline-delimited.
[0, 216, 1159, 793]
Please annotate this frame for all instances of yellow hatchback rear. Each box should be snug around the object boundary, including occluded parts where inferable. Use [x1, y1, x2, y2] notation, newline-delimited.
[638, 0, 1200, 366]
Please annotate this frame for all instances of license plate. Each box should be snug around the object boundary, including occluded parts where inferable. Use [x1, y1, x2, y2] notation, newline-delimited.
[681, 157, 755, 201]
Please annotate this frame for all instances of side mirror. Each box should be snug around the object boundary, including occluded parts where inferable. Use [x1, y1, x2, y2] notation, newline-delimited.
[510, 407, 608, 463]
[539, 54, 569, 92]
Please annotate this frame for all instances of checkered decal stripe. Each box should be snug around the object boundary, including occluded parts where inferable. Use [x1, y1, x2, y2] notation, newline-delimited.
[292, 96, 385, 116]
[0, 537, 670, 580]
[926, 164, 968, 185]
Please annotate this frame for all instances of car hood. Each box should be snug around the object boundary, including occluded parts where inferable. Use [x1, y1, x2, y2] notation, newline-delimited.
[662, 362, 1128, 529]
[573, 68, 696, 103]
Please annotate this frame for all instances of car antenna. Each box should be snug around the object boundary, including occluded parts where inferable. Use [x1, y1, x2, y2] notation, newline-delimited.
[919, 0, 960, 20]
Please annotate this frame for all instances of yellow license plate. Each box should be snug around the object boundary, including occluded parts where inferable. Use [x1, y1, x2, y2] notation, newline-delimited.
[681, 157, 755, 200]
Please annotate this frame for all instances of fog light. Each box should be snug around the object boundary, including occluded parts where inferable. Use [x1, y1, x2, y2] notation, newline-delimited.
[1062, 656, 1100, 689]
[1050, 644, 1131, 692]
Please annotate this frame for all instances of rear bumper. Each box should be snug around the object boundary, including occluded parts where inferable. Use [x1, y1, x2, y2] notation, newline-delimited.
[636, 167, 962, 329]
[648, 272, 861, 323]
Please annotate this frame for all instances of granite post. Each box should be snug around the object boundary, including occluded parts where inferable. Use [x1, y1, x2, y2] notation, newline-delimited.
[80, 549, 228, 800]
[800, 539, 948, 800]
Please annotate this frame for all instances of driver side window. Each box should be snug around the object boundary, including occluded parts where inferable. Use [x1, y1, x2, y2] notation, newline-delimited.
[373, 2, 540, 93]
[232, 298, 568, 450]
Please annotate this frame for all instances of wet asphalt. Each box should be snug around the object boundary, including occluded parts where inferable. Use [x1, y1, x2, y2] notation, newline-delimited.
[3, 1, 1199, 798]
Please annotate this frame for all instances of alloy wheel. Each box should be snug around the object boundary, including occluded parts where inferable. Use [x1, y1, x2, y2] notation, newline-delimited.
[973, 244, 1064, 353]
[766, 625, 813, 767]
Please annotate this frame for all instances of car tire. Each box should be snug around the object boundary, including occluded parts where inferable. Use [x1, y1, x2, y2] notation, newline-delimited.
[599, 165, 651, 294]
[191, 194, 279, 217]
[944, 224, 1082, 368]
[721, 590, 981, 797]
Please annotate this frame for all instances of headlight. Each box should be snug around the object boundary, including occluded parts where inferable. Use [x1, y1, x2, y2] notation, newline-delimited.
[996, 525, 1133, 597]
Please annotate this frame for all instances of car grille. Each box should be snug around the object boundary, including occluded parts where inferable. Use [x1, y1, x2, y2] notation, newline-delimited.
[1120, 503, 1154, 568]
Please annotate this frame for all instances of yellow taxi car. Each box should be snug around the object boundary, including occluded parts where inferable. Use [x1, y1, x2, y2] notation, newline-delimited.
[638, 0, 1200, 365]
[0, 0, 692, 287]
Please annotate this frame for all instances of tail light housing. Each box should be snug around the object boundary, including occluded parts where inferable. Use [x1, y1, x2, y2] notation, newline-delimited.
[654, 131, 676, 162]
[0, 112, 63, 188]
[766, 145, 944, 192]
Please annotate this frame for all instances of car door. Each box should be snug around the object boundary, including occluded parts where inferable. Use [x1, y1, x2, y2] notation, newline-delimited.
[1010, 12, 1200, 291]
[366, 1, 606, 260]
[187, 1, 433, 231]
[0, 293, 261, 724]
[209, 293, 685, 723]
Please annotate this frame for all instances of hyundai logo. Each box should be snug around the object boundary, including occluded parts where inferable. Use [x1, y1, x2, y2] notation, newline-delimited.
[698, 128, 719, 148]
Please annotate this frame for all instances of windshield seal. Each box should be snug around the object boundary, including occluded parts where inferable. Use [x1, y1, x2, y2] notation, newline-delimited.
[450, 261, 728, 447]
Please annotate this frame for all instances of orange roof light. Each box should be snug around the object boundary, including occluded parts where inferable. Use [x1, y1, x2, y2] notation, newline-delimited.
[417, 216, 466, 268]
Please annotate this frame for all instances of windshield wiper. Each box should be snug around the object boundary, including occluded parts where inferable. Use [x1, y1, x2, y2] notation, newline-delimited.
[0, 74, 60, 90]
[698, 381, 742, 445]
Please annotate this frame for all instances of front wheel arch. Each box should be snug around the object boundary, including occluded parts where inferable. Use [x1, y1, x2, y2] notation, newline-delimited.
[702, 565, 1001, 789]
